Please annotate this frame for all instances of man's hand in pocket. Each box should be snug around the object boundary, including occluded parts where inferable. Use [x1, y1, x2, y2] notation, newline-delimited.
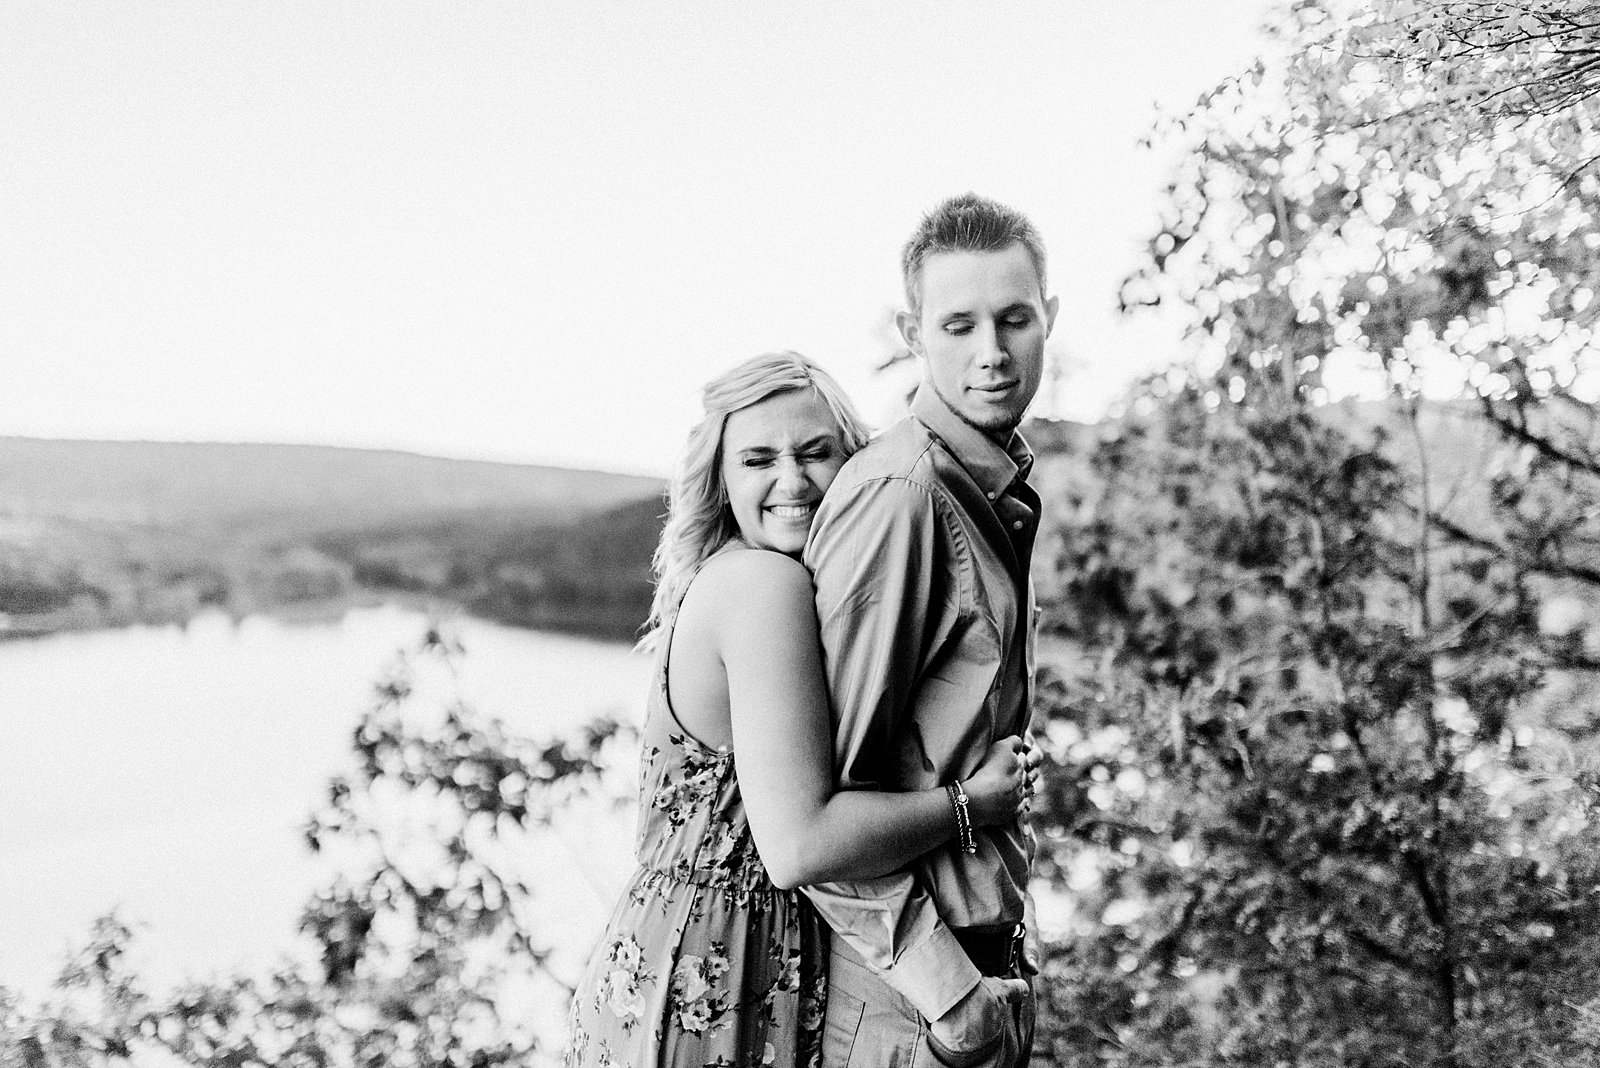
[925, 977, 1028, 1066]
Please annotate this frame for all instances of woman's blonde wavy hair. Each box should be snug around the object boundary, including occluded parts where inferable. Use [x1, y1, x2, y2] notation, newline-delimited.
[638, 351, 871, 651]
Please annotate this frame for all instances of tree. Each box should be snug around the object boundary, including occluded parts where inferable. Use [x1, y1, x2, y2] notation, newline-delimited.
[1336, 0, 1600, 127]
[1026, 2, 1600, 1065]
[0, 626, 632, 1067]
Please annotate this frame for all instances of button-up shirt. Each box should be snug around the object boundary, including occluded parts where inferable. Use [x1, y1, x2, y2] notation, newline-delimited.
[800, 385, 1040, 1021]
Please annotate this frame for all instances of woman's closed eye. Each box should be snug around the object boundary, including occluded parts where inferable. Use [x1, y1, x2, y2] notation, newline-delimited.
[741, 445, 834, 468]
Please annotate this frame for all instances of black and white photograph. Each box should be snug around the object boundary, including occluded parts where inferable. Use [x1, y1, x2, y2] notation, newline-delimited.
[4, 2, 1599, 1065]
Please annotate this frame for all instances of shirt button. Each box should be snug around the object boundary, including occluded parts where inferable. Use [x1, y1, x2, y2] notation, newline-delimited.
[986, 491, 997, 500]
[1012, 519, 1024, 530]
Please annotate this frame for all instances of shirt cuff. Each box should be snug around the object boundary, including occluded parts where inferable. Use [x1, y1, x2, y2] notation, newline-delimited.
[883, 922, 983, 1021]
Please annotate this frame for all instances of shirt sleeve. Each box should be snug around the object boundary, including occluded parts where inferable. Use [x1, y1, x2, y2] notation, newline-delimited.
[799, 474, 983, 1021]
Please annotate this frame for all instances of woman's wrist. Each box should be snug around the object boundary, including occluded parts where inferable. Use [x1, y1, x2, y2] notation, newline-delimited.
[945, 781, 977, 853]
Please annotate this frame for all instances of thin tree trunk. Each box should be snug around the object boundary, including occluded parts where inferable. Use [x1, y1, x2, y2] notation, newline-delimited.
[1407, 398, 1459, 1068]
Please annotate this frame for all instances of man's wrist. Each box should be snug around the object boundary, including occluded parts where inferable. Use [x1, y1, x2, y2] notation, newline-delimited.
[927, 980, 1005, 1059]
[885, 923, 983, 1021]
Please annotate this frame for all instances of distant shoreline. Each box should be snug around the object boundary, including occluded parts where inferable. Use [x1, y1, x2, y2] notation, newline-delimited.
[0, 591, 643, 645]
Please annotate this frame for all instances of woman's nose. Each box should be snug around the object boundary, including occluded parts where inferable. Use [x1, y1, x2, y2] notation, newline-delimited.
[776, 457, 808, 490]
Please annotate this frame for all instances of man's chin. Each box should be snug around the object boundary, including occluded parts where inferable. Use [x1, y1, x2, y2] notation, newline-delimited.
[956, 405, 1024, 436]
[927, 383, 1027, 437]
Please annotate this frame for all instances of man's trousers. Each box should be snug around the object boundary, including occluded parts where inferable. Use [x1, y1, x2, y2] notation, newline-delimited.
[819, 938, 1035, 1068]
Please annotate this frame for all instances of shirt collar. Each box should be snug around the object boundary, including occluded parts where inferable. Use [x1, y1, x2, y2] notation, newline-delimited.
[910, 384, 1034, 498]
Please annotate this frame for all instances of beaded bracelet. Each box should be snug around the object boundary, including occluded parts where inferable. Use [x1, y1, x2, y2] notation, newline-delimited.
[946, 780, 977, 854]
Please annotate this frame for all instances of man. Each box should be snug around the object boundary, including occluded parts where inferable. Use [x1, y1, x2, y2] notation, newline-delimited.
[802, 193, 1058, 1067]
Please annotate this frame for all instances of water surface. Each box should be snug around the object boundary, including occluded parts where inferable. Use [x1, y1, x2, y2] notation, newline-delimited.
[0, 605, 649, 1009]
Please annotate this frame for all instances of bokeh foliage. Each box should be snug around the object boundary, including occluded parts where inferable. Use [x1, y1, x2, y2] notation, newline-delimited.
[1028, 1, 1600, 1065]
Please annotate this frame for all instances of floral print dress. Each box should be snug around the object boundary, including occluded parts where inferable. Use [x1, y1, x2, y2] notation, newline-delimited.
[564, 618, 826, 1068]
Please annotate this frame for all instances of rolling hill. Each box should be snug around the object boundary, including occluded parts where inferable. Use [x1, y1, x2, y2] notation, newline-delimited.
[0, 438, 662, 529]
[0, 438, 666, 639]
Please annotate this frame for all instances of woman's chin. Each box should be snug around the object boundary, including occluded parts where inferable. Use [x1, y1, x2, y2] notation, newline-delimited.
[744, 521, 814, 557]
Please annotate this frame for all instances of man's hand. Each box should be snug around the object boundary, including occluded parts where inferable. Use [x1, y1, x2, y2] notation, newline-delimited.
[927, 975, 1028, 1056]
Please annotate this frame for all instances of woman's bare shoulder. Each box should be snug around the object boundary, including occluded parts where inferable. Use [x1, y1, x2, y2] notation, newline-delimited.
[688, 547, 814, 615]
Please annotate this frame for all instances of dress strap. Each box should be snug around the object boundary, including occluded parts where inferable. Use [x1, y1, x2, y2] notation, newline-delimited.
[652, 547, 742, 750]
[655, 548, 724, 691]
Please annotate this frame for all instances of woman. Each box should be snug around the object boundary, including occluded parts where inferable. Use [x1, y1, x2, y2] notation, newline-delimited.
[565, 352, 1036, 1068]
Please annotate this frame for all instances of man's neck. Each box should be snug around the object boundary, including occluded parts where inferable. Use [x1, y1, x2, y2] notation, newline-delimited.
[979, 424, 1017, 448]
[909, 384, 1032, 498]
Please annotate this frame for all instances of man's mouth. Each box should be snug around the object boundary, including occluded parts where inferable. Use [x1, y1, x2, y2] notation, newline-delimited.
[766, 503, 817, 520]
[972, 381, 1019, 395]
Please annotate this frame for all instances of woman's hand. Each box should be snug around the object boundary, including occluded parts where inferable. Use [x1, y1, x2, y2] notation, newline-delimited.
[963, 735, 1031, 827]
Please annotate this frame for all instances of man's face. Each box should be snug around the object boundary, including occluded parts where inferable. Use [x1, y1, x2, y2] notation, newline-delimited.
[898, 244, 1059, 440]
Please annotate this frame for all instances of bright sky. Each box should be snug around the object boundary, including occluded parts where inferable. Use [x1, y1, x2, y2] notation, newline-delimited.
[2, 1, 1279, 476]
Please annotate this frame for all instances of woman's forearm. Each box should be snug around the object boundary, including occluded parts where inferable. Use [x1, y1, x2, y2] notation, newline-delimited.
[706, 551, 990, 891]
[754, 785, 958, 890]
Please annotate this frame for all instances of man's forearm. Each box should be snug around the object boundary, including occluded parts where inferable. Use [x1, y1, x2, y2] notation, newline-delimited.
[800, 875, 982, 1021]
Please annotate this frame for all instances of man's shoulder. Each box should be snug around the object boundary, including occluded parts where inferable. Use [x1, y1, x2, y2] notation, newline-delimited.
[806, 418, 944, 566]
[831, 414, 940, 492]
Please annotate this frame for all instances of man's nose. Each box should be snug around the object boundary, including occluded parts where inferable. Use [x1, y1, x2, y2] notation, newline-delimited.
[974, 323, 1007, 369]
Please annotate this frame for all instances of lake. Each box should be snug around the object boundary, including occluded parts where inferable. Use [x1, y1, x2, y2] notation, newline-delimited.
[0, 605, 651, 1049]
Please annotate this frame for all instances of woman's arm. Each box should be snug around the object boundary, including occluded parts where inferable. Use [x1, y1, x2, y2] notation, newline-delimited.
[702, 550, 1026, 891]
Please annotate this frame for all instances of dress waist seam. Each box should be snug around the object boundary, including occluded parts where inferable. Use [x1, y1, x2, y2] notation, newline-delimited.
[633, 860, 785, 896]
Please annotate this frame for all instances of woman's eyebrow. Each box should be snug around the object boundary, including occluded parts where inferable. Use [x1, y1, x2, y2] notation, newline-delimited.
[734, 435, 834, 457]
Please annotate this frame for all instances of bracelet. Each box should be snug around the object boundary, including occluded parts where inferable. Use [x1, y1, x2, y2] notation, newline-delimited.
[946, 781, 977, 854]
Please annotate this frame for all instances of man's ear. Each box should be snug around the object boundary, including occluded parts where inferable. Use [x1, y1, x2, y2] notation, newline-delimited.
[895, 309, 923, 357]
[1044, 294, 1061, 336]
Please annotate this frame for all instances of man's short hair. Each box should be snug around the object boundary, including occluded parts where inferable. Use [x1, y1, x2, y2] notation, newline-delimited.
[901, 193, 1048, 316]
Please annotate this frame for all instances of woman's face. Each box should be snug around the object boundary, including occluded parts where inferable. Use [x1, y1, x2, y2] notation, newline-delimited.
[719, 388, 848, 556]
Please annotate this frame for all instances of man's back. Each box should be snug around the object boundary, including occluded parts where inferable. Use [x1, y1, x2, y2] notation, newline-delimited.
[805, 390, 1035, 928]
[800, 386, 1040, 1056]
